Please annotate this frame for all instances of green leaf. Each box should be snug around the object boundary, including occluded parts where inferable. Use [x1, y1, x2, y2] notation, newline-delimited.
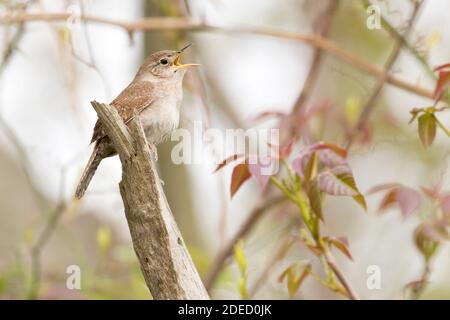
[304, 152, 318, 185]
[353, 194, 367, 211]
[418, 113, 437, 148]
[234, 240, 248, 299]
[344, 96, 361, 123]
[278, 262, 311, 298]
[23, 228, 34, 244]
[96, 226, 112, 253]
[234, 240, 247, 275]
[238, 277, 247, 299]
[307, 179, 323, 221]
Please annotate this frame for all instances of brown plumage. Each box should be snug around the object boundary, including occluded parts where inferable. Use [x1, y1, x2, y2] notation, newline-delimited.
[75, 48, 197, 199]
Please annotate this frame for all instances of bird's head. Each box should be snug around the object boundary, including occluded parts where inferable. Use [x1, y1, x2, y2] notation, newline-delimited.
[137, 44, 199, 81]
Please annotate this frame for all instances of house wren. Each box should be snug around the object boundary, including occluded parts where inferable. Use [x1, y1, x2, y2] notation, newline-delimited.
[75, 45, 198, 199]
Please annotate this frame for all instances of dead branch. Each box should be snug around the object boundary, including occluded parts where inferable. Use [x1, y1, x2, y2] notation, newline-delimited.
[90, 101, 209, 300]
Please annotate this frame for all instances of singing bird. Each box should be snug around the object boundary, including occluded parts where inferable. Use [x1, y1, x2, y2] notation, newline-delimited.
[75, 45, 198, 199]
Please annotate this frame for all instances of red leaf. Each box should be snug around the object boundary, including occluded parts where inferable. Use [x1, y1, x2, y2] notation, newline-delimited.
[292, 142, 347, 176]
[318, 165, 366, 210]
[378, 189, 398, 211]
[314, 143, 347, 158]
[420, 184, 442, 200]
[434, 63, 450, 72]
[247, 156, 273, 189]
[318, 165, 359, 196]
[279, 139, 294, 159]
[368, 183, 401, 194]
[318, 149, 347, 168]
[373, 184, 421, 218]
[267, 139, 294, 160]
[230, 163, 251, 198]
[396, 187, 421, 218]
[292, 153, 311, 179]
[433, 71, 450, 104]
[299, 143, 347, 161]
[214, 154, 244, 173]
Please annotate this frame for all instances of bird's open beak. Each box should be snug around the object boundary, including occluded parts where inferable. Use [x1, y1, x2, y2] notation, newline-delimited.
[174, 44, 200, 69]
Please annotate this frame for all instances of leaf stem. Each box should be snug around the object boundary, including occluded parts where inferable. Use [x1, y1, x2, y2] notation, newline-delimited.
[434, 116, 450, 137]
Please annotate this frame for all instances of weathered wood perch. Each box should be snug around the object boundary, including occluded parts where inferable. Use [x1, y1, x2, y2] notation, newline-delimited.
[91, 101, 209, 300]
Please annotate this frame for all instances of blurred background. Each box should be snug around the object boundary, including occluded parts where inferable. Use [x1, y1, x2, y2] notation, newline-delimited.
[0, 0, 449, 299]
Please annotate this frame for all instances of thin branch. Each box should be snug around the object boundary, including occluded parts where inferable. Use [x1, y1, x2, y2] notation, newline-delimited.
[292, 0, 338, 115]
[76, 0, 111, 98]
[362, 0, 436, 81]
[0, 113, 48, 209]
[28, 167, 69, 299]
[0, 22, 24, 75]
[286, 0, 338, 144]
[347, 0, 425, 148]
[28, 202, 66, 299]
[408, 260, 431, 299]
[321, 243, 359, 300]
[248, 234, 294, 298]
[0, 13, 440, 102]
[204, 195, 286, 291]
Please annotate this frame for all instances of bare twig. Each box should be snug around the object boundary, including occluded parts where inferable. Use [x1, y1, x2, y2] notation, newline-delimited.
[28, 167, 69, 299]
[204, 196, 286, 291]
[0, 13, 440, 102]
[76, 0, 110, 98]
[347, 0, 425, 148]
[292, 0, 338, 115]
[321, 244, 359, 300]
[285, 0, 338, 144]
[0, 23, 24, 75]
[28, 202, 66, 299]
[362, 0, 435, 81]
[408, 260, 431, 299]
[248, 234, 295, 298]
[0, 113, 48, 209]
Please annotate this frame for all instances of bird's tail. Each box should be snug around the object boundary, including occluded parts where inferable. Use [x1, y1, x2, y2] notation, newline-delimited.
[75, 143, 102, 199]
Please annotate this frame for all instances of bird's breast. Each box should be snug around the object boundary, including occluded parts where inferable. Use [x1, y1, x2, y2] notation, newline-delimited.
[140, 96, 181, 145]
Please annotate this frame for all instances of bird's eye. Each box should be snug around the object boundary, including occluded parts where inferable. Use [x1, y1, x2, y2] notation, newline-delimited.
[160, 58, 169, 65]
